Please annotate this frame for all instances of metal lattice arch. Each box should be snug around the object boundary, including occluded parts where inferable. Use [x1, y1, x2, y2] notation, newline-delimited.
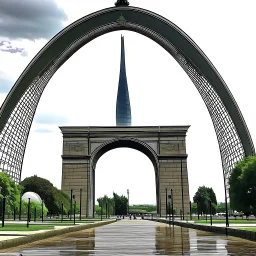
[0, 5, 255, 195]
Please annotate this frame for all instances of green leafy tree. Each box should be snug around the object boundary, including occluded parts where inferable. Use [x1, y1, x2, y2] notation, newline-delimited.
[216, 202, 230, 213]
[96, 192, 128, 216]
[0, 172, 21, 215]
[113, 192, 128, 215]
[193, 186, 217, 215]
[20, 175, 70, 214]
[230, 156, 256, 215]
[97, 195, 114, 215]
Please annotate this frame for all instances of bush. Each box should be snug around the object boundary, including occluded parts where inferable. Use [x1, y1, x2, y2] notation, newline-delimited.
[20, 175, 70, 214]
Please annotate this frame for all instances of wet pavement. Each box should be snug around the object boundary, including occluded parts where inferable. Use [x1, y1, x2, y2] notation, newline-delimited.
[1, 220, 256, 255]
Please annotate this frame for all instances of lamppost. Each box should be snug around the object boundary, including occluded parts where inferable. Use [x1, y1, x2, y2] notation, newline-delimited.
[100, 202, 103, 221]
[61, 203, 64, 223]
[27, 198, 30, 228]
[41, 199, 44, 222]
[79, 188, 82, 221]
[180, 158, 185, 220]
[127, 189, 129, 215]
[0, 186, 6, 228]
[165, 188, 168, 219]
[168, 202, 171, 225]
[2, 196, 6, 228]
[197, 201, 199, 220]
[73, 195, 76, 225]
[105, 202, 108, 219]
[13, 207, 16, 221]
[19, 191, 22, 221]
[209, 200, 212, 226]
[171, 188, 174, 225]
[189, 201, 192, 221]
[70, 189, 73, 221]
[34, 207, 36, 222]
[113, 199, 115, 216]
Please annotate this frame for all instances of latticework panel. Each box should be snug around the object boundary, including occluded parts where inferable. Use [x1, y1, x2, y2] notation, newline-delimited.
[0, 66, 57, 183]
[175, 53, 245, 196]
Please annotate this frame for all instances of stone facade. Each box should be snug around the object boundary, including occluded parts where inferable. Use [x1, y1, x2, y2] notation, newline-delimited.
[60, 126, 190, 217]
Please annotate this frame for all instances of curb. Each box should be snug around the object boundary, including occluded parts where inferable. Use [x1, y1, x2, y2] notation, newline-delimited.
[0, 219, 116, 250]
[149, 218, 256, 242]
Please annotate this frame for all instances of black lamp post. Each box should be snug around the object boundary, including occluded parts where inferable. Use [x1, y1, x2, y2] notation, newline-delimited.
[34, 207, 36, 222]
[70, 189, 73, 221]
[73, 195, 76, 225]
[27, 198, 30, 228]
[197, 201, 199, 220]
[2, 197, 6, 228]
[209, 200, 212, 226]
[171, 189, 174, 225]
[61, 203, 64, 223]
[105, 202, 107, 219]
[41, 199, 44, 222]
[189, 201, 192, 220]
[100, 202, 103, 221]
[127, 189, 129, 215]
[165, 188, 168, 219]
[180, 158, 185, 220]
[168, 202, 171, 225]
[79, 188, 82, 221]
[113, 199, 116, 216]
[19, 191, 22, 221]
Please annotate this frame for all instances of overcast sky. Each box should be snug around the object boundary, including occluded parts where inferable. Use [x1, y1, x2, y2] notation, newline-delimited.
[0, 0, 256, 205]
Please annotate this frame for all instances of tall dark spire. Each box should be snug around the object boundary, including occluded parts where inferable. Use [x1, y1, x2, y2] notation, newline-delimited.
[116, 35, 132, 126]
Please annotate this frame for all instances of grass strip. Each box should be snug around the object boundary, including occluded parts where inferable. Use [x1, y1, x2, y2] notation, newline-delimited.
[195, 219, 256, 224]
[0, 224, 54, 231]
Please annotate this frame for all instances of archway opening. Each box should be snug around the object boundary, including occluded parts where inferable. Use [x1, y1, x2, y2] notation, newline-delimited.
[95, 148, 156, 215]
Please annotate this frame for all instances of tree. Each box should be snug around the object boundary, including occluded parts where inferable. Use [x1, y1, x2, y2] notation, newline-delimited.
[193, 186, 217, 215]
[20, 175, 70, 214]
[97, 195, 114, 215]
[229, 156, 256, 215]
[0, 172, 21, 215]
[113, 192, 128, 215]
[96, 192, 128, 216]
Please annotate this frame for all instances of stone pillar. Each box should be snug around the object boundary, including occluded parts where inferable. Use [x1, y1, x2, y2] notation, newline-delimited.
[61, 136, 91, 217]
[158, 135, 190, 218]
[159, 158, 189, 218]
[61, 160, 90, 217]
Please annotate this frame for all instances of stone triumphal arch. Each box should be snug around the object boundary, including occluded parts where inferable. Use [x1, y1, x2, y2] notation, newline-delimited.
[0, 1, 255, 214]
[60, 126, 190, 217]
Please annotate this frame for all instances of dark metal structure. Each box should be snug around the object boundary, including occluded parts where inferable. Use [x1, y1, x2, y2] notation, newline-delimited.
[116, 35, 132, 126]
[0, 3, 254, 200]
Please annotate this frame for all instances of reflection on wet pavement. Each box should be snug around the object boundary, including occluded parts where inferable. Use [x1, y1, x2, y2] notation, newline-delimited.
[1, 220, 256, 255]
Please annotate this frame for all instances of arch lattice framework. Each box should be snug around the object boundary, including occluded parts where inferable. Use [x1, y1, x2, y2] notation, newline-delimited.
[0, 6, 254, 196]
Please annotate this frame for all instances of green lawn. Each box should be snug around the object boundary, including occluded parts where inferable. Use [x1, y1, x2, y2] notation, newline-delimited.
[42, 221, 94, 225]
[195, 219, 256, 224]
[238, 228, 256, 231]
[0, 224, 54, 231]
